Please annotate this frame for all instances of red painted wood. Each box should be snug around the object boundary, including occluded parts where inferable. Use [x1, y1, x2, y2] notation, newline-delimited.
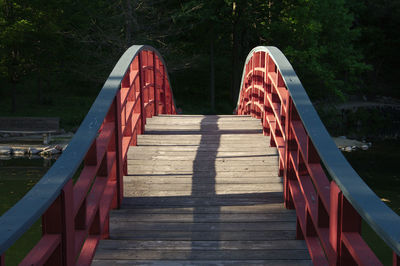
[237, 50, 389, 265]
[73, 167, 96, 216]
[394, 252, 400, 266]
[39, 179, 74, 265]
[329, 180, 341, 265]
[74, 230, 86, 257]
[138, 52, 146, 134]
[85, 139, 97, 166]
[152, 52, 158, 116]
[342, 232, 382, 265]
[20, 235, 61, 266]
[99, 180, 117, 237]
[289, 179, 328, 265]
[114, 90, 124, 208]
[85, 177, 107, 230]
[6, 48, 174, 265]
[76, 236, 100, 266]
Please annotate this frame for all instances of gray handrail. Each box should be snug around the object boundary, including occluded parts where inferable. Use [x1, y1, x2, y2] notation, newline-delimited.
[237, 46, 400, 255]
[0, 45, 175, 255]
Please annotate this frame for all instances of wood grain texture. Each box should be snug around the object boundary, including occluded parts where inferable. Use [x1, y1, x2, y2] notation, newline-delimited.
[93, 115, 311, 264]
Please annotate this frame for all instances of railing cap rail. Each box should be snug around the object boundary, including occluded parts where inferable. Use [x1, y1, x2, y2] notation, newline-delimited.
[0, 45, 175, 255]
[237, 46, 400, 255]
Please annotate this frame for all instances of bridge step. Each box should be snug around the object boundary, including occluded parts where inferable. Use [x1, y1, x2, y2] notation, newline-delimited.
[93, 115, 311, 265]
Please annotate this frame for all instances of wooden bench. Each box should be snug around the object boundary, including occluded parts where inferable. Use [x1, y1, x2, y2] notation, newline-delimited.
[0, 117, 60, 144]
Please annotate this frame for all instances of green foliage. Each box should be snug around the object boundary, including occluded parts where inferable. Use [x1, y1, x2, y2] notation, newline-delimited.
[348, 0, 400, 98]
[261, 0, 371, 100]
[0, 0, 396, 119]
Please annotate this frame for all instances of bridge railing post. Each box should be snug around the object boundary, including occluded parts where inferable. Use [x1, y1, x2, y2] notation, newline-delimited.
[283, 98, 294, 210]
[138, 51, 145, 134]
[153, 52, 158, 116]
[39, 179, 74, 265]
[114, 93, 124, 208]
[394, 252, 400, 266]
[0, 254, 4, 266]
[329, 180, 364, 265]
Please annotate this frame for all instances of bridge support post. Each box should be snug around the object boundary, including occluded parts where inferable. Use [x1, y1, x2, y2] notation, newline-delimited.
[329, 180, 362, 265]
[283, 98, 295, 210]
[138, 52, 145, 134]
[0, 254, 4, 266]
[394, 252, 400, 266]
[42, 179, 74, 265]
[114, 93, 124, 208]
[152, 52, 158, 116]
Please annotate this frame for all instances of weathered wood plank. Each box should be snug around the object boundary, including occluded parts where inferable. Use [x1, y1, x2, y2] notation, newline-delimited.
[123, 183, 283, 190]
[124, 176, 282, 184]
[96, 239, 308, 250]
[93, 249, 310, 260]
[126, 172, 279, 178]
[108, 221, 296, 231]
[121, 193, 285, 206]
[107, 231, 297, 241]
[130, 145, 273, 152]
[92, 260, 313, 266]
[123, 185, 284, 197]
[108, 213, 296, 223]
[128, 150, 277, 156]
[115, 204, 291, 214]
[93, 115, 311, 264]
[128, 165, 279, 172]
[127, 158, 278, 165]
[127, 155, 277, 161]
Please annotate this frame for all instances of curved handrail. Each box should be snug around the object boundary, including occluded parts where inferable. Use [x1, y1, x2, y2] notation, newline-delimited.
[236, 46, 400, 262]
[0, 45, 176, 257]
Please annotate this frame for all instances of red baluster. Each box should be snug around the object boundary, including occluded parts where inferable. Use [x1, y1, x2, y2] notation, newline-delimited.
[138, 52, 145, 133]
[394, 252, 400, 266]
[153, 54, 158, 116]
[41, 179, 74, 265]
[114, 93, 124, 208]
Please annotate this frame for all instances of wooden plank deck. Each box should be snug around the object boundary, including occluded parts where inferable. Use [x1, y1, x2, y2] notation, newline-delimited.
[93, 115, 311, 265]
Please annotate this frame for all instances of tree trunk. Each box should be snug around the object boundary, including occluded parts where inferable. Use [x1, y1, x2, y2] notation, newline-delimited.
[210, 38, 215, 112]
[11, 81, 16, 113]
[124, 0, 133, 47]
[231, 1, 242, 105]
[38, 73, 43, 104]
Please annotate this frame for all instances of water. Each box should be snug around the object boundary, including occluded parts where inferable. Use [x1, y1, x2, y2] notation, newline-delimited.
[0, 156, 57, 216]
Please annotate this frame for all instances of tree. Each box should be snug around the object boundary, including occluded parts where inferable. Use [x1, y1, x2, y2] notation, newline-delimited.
[258, 0, 370, 101]
[0, 0, 36, 112]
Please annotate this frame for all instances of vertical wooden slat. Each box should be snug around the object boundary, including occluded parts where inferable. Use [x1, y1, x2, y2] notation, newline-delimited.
[114, 93, 124, 208]
[153, 54, 158, 116]
[138, 52, 145, 134]
[329, 181, 341, 265]
[75, 199, 86, 231]
[394, 252, 400, 266]
[85, 140, 97, 166]
[339, 196, 361, 265]
[283, 98, 293, 209]
[42, 179, 74, 265]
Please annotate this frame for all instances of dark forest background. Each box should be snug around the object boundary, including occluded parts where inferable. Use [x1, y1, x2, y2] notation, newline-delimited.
[0, 0, 399, 130]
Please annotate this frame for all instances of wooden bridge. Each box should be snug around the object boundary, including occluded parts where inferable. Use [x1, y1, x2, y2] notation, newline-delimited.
[0, 46, 399, 265]
[93, 114, 310, 264]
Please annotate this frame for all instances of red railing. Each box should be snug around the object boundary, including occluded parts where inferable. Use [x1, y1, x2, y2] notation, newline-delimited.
[0, 45, 175, 265]
[236, 46, 400, 265]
